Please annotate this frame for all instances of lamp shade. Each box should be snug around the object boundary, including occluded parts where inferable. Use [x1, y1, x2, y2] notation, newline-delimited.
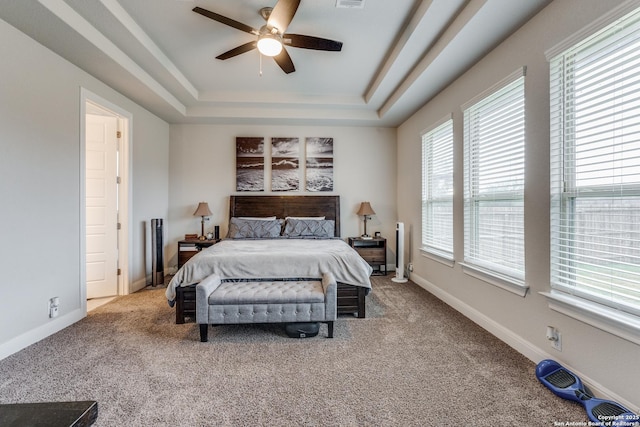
[193, 202, 212, 217]
[356, 202, 375, 216]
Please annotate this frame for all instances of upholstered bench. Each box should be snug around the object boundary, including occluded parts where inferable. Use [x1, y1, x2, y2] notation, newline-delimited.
[196, 273, 337, 342]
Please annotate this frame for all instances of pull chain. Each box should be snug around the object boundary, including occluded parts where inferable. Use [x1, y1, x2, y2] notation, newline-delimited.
[259, 53, 263, 77]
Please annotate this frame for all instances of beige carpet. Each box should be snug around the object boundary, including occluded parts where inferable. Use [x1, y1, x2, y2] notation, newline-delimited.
[0, 275, 586, 426]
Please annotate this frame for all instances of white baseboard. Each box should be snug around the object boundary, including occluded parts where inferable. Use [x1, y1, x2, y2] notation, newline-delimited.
[409, 272, 639, 413]
[0, 309, 85, 361]
[130, 276, 149, 293]
[130, 269, 174, 294]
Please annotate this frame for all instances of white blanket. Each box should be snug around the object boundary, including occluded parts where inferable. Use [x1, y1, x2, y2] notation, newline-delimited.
[166, 238, 373, 301]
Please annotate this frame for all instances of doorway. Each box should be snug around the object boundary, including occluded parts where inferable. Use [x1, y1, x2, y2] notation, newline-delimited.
[81, 89, 131, 308]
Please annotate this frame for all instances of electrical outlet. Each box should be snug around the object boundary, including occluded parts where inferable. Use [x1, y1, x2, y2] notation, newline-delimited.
[546, 326, 562, 351]
[49, 297, 59, 318]
[551, 331, 562, 351]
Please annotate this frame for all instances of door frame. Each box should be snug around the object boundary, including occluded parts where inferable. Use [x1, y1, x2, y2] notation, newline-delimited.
[80, 88, 132, 311]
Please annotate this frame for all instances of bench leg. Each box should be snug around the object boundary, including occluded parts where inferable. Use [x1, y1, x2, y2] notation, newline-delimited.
[199, 324, 209, 342]
[327, 321, 334, 338]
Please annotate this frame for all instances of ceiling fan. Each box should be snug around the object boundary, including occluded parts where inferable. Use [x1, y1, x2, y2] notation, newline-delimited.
[193, 0, 343, 74]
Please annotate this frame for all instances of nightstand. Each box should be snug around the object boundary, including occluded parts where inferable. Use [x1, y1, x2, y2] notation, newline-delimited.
[177, 238, 219, 269]
[348, 237, 387, 275]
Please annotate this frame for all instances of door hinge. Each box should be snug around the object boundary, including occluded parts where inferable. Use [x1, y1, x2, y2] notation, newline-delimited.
[116, 176, 121, 184]
[117, 222, 121, 230]
[117, 268, 121, 276]
[116, 131, 122, 139]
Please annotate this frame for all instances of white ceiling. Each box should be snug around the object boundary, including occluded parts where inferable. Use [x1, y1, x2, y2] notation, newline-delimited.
[0, 0, 551, 127]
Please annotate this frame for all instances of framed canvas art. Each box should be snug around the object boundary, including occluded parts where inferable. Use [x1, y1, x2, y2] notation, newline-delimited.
[271, 137, 299, 191]
[236, 137, 265, 192]
[305, 137, 333, 192]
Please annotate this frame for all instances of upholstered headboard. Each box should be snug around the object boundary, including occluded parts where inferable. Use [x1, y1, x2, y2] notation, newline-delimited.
[229, 195, 340, 237]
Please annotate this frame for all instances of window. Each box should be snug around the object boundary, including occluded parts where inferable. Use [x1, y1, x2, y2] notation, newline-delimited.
[462, 69, 526, 292]
[549, 7, 640, 319]
[421, 117, 454, 261]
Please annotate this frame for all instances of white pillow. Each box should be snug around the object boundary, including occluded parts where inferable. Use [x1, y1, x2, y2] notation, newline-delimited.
[237, 216, 277, 220]
[285, 216, 325, 220]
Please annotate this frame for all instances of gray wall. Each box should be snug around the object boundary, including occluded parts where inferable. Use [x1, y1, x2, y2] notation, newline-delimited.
[397, 0, 639, 410]
[0, 18, 169, 358]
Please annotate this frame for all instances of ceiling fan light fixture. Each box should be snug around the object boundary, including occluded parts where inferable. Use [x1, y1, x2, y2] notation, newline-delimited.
[193, 4, 342, 74]
[257, 33, 283, 56]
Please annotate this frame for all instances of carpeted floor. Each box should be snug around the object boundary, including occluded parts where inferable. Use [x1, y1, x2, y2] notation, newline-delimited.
[0, 275, 586, 426]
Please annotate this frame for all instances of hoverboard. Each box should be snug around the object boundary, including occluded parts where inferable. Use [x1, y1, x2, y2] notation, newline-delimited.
[536, 359, 639, 427]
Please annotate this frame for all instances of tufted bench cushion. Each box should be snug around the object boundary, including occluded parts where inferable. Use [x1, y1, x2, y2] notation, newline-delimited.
[196, 273, 337, 342]
[209, 280, 325, 305]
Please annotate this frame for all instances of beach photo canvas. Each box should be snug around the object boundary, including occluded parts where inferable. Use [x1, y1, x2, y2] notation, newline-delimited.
[271, 137, 300, 191]
[236, 137, 265, 192]
[305, 137, 333, 192]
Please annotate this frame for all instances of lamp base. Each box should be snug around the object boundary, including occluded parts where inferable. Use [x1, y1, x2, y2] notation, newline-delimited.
[198, 235, 206, 241]
[361, 216, 373, 240]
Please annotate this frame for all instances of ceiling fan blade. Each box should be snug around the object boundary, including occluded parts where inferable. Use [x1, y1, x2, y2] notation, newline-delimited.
[267, 0, 300, 33]
[216, 42, 257, 60]
[193, 7, 258, 35]
[273, 47, 296, 74]
[284, 34, 343, 51]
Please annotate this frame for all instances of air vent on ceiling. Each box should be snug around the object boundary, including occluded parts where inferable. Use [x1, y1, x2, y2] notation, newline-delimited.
[336, 0, 365, 9]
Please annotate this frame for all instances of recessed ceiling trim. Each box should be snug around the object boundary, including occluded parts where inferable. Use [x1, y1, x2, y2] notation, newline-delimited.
[187, 105, 380, 122]
[198, 91, 365, 106]
[364, 0, 433, 104]
[37, 0, 187, 116]
[100, 0, 199, 100]
[378, 0, 486, 118]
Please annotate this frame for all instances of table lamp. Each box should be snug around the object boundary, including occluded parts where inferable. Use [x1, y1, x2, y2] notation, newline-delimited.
[193, 202, 213, 240]
[356, 202, 375, 239]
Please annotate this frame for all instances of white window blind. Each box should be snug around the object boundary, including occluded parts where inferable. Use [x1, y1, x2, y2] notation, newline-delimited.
[463, 70, 525, 282]
[421, 117, 454, 259]
[550, 7, 640, 316]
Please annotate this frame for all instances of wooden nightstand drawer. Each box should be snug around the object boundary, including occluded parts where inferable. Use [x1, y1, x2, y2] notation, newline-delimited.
[356, 248, 385, 263]
[348, 237, 387, 275]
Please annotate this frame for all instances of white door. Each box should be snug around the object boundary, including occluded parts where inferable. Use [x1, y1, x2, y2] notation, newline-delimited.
[86, 114, 119, 299]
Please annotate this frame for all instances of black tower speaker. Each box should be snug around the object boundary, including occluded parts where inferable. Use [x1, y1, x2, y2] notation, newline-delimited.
[151, 218, 164, 286]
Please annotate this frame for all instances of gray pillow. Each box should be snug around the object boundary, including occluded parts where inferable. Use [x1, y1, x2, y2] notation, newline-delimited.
[283, 219, 335, 238]
[227, 217, 282, 239]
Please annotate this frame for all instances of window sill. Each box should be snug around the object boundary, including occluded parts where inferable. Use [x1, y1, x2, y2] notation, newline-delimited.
[420, 248, 455, 267]
[540, 291, 640, 346]
[460, 263, 528, 297]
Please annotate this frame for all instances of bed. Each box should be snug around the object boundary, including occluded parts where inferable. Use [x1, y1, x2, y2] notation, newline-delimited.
[167, 195, 372, 323]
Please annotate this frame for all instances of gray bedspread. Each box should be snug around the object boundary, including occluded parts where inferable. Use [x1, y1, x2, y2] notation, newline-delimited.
[165, 238, 373, 301]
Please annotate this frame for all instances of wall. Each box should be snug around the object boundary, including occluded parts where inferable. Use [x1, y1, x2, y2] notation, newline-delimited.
[0, 18, 169, 359]
[397, 0, 640, 410]
[131, 117, 170, 290]
[168, 124, 396, 269]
